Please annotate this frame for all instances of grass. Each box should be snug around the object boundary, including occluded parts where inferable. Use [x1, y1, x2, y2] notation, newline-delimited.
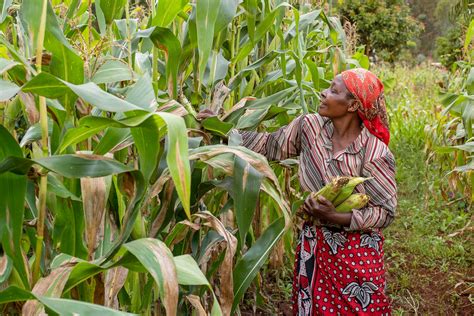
[378, 63, 473, 314]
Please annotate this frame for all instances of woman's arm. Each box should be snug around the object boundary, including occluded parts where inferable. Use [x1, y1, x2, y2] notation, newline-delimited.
[238, 114, 307, 161]
[346, 149, 397, 231]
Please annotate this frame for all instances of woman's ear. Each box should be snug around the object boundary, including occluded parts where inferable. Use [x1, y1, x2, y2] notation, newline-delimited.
[347, 99, 360, 113]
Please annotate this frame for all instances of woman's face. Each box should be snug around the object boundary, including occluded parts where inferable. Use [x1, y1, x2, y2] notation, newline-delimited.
[318, 75, 355, 118]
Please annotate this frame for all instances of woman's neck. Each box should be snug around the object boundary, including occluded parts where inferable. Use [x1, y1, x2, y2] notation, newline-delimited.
[331, 115, 362, 140]
[330, 115, 362, 154]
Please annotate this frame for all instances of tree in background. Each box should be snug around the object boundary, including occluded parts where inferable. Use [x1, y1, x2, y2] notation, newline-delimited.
[337, 0, 423, 62]
[408, 0, 443, 58]
[435, 0, 473, 68]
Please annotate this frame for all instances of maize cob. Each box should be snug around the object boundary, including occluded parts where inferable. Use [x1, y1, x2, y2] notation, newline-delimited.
[335, 193, 369, 212]
[332, 177, 368, 206]
[310, 176, 350, 202]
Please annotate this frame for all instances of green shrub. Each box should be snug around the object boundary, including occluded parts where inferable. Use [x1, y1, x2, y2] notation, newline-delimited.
[337, 0, 423, 62]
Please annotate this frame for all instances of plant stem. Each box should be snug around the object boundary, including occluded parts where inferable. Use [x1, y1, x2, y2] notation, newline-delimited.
[32, 0, 49, 284]
[125, 0, 133, 70]
[151, 0, 159, 90]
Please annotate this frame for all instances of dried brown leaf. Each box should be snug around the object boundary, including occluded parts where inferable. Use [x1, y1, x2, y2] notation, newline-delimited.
[104, 267, 128, 309]
[80, 176, 107, 259]
[186, 295, 207, 316]
[23, 261, 77, 315]
[195, 212, 237, 316]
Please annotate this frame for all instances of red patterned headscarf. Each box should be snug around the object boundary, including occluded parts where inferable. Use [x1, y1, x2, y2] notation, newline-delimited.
[341, 68, 390, 145]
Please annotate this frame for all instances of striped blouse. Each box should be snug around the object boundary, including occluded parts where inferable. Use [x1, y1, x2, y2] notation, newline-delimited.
[239, 113, 397, 231]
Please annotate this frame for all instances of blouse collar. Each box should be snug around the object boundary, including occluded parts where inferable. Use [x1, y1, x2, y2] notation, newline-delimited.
[321, 118, 369, 155]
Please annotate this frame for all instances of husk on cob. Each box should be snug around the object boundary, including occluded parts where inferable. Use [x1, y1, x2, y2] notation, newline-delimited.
[335, 193, 370, 212]
[309, 176, 350, 201]
[332, 177, 367, 206]
[300, 176, 371, 221]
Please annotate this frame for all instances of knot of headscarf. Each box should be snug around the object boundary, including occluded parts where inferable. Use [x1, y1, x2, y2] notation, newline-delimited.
[341, 68, 390, 145]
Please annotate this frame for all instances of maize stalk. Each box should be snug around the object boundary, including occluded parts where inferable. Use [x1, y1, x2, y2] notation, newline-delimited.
[335, 193, 370, 212]
[332, 177, 369, 206]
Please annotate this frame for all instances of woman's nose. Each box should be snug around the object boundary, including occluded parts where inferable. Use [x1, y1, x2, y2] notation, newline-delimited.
[321, 89, 327, 99]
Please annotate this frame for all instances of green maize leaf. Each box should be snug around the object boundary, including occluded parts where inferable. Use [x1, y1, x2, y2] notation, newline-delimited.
[22, 72, 70, 98]
[57, 113, 160, 153]
[158, 112, 191, 219]
[173, 254, 209, 286]
[130, 119, 162, 184]
[91, 60, 134, 84]
[0, 0, 12, 23]
[232, 217, 285, 312]
[152, 0, 188, 27]
[20, 0, 84, 112]
[0, 286, 35, 304]
[58, 111, 190, 219]
[123, 238, 178, 316]
[37, 296, 136, 316]
[232, 155, 263, 245]
[228, 51, 283, 90]
[201, 116, 234, 137]
[93, 128, 132, 155]
[224, 87, 296, 124]
[19, 122, 53, 147]
[173, 255, 223, 315]
[243, 0, 257, 42]
[57, 112, 190, 220]
[465, 67, 474, 95]
[0, 154, 144, 258]
[214, 0, 239, 34]
[125, 74, 155, 111]
[0, 79, 20, 101]
[234, 4, 288, 63]
[47, 174, 81, 201]
[0, 154, 133, 178]
[22, 72, 142, 112]
[99, 0, 126, 24]
[0, 125, 29, 289]
[196, 0, 221, 83]
[236, 105, 287, 129]
[149, 26, 182, 99]
[203, 51, 230, 87]
[284, 9, 321, 42]
[436, 142, 474, 154]
[0, 57, 20, 75]
[95, 0, 107, 34]
[464, 19, 474, 53]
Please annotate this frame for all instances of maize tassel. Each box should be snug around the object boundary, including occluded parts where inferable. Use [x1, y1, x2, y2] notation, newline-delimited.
[335, 193, 370, 212]
[332, 177, 369, 206]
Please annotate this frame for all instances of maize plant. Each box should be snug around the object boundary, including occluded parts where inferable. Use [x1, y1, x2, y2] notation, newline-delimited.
[0, 0, 367, 314]
[425, 17, 474, 207]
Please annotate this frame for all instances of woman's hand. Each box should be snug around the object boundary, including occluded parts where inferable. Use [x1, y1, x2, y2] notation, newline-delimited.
[302, 196, 352, 226]
[303, 196, 337, 221]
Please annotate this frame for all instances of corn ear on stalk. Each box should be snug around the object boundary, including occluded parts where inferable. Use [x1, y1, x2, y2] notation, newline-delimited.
[310, 176, 350, 202]
[335, 193, 369, 212]
[332, 177, 368, 206]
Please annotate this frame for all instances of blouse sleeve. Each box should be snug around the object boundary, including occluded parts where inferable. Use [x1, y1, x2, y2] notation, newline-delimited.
[347, 148, 397, 231]
[239, 115, 306, 161]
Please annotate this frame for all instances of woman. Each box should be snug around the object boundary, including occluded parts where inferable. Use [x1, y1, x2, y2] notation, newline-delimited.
[239, 68, 397, 315]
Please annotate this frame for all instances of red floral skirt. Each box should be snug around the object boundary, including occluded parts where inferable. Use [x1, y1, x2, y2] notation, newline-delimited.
[292, 223, 392, 315]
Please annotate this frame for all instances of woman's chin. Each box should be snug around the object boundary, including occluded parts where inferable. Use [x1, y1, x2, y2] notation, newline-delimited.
[318, 107, 329, 117]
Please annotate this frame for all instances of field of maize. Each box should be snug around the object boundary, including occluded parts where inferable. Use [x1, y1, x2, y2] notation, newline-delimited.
[0, 0, 472, 315]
